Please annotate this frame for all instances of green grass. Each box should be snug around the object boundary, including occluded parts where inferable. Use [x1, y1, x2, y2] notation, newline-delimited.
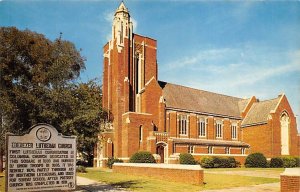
[205, 167, 285, 172]
[0, 168, 281, 192]
[0, 172, 4, 192]
[77, 168, 279, 192]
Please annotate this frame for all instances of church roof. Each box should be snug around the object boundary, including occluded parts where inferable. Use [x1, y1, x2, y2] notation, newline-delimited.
[158, 81, 247, 118]
[238, 98, 251, 113]
[241, 97, 281, 127]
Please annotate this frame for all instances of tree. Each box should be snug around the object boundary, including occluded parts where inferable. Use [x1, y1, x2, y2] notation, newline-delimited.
[0, 27, 105, 171]
[61, 81, 107, 165]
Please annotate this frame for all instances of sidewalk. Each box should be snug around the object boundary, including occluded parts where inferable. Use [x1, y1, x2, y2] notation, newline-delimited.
[75, 176, 128, 192]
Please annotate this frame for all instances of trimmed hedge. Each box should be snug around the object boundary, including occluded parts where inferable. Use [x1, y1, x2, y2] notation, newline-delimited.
[200, 157, 214, 168]
[200, 157, 240, 168]
[106, 157, 123, 169]
[282, 157, 297, 168]
[179, 153, 197, 165]
[270, 157, 283, 168]
[245, 153, 267, 168]
[295, 157, 300, 167]
[129, 151, 156, 163]
[269, 156, 300, 168]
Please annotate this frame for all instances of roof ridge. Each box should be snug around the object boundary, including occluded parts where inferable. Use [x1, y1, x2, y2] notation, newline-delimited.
[158, 80, 243, 100]
[256, 97, 280, 103]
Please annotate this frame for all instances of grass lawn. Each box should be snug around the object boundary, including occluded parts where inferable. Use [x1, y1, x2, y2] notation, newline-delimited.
[0, 172, 4, 192]
[205, 167, 284, 172]
[77, 168, 280, 192]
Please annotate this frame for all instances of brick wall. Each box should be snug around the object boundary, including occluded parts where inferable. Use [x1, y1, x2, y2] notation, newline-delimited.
[122, 112, 154, 158]
[280, 168, 300, 192]
[113, 163, 204, 185]
[242, 95, 299, 158]
[190, 114, 197, 138]
[242, 124, 272, 156]
[272, 95, 299, 157]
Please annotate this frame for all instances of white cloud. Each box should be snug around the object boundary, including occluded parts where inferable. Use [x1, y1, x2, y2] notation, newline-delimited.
[163, 48, 300, 88]
[231, 1, 256, 23]
[161, 48, 300, 131]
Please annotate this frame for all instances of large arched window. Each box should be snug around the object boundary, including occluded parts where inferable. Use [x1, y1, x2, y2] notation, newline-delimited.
[280, 112, 290, 155]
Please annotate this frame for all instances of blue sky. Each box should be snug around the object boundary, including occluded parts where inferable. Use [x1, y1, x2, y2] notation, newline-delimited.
[1, 0, 299, 131]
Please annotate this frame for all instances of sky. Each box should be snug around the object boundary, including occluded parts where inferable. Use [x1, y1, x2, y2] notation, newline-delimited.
[1, 0, 299, 131]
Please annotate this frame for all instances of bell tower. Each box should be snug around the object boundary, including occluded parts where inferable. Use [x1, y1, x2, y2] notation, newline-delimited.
[101, 1, 159, 162]
[102, 1, 134, 158]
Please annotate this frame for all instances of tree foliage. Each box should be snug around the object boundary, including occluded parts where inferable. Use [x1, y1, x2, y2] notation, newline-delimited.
[0, 27, 105, 170]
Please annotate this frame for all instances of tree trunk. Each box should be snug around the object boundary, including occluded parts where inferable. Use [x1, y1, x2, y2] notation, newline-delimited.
[0, 148, 3, 173]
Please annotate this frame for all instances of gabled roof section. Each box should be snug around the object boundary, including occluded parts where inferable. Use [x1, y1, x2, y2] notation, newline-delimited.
[241, 97, 281, 127]
[238, 98, 251, 113]
[158, 81, 246, 118]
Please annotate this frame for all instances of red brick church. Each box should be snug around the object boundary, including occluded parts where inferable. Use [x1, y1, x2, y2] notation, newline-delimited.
[94, 2, 299, 167]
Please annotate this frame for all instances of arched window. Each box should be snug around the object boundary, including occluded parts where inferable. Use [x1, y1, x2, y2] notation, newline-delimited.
[215, 120, 223, 138]
[198, 117, 206, 137]
[178, 114, 188, 135]
[280, 112, 290, 155]
[231, 122, 238, 140]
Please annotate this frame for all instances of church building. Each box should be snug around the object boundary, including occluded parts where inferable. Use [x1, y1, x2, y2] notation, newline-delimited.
[94, 2, 299, 167]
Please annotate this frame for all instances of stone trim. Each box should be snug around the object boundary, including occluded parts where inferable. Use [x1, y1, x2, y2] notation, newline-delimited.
[280, 168, 300, 176]
[122, 111, 152, 116]
[192, 153, 247, 157]
[241, 121, 267, 128]
[114, 163, 202, 170]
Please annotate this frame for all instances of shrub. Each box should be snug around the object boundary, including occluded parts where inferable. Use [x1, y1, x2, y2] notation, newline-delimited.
[106, 157, 123, 169]
[213, 157, 238, 168]
[227, 157, 239, 168]
[295, 157, 300, 167]
[270, 157, 283, 168]
[245, 153, 267, 168]
[129, 151, 156, 163]
[200, 157, 239, 168]
[200, 157, 214, 168]
[76, 160, 89, 167]
[282, 157, 297, 168]
[76, 166, 86, 173]
[179, 153, 197, 165]
[212, 157, 222, 168]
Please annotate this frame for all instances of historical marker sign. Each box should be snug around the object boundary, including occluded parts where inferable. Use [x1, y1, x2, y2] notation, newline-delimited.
[6, 124, 76, 191]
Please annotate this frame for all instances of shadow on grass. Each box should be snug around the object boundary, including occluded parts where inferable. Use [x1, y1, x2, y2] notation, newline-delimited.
[110, 180, 145, 190]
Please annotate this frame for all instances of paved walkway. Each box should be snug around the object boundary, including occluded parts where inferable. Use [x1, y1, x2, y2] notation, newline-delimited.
[201, 182, 280, 192]
[75, 176, 128, 192]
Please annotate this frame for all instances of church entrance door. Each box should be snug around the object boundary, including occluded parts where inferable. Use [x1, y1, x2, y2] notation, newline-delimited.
[156, 142, 167, 163]
[157, 145, 164, 163]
